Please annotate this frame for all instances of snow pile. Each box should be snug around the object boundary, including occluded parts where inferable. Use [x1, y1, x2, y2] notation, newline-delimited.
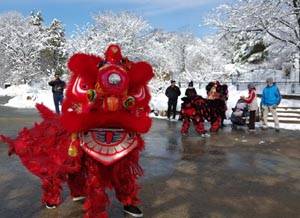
[0, 84, 55, 111]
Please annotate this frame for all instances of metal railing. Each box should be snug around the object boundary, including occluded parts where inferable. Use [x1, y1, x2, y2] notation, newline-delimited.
[178, 81, 300, 95]
[233, 82, 300, 95]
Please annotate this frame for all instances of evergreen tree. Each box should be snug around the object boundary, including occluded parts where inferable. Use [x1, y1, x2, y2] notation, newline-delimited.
[0, 11, 46, 85]
[41, 18, 68, 76]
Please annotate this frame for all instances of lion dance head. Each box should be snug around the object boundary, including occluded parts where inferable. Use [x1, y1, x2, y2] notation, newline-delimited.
[61, 44, 154, 165]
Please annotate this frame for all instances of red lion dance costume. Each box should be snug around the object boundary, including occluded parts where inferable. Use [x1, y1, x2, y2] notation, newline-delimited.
[0, 44, 154, 218]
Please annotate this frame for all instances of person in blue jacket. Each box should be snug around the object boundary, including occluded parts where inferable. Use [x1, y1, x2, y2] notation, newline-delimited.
[261, 77, 281, 131]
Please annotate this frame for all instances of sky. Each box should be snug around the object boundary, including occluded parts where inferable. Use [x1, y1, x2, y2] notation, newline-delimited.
[0, 0, 236, 38]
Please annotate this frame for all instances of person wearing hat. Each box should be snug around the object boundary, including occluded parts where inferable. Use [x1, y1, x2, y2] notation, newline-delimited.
[165, 80, 181, 120]
[261, 77, 282, 131]
[184, 81, 197, 97]
[48, 73, 66, 114]
[180, 81, 198, 135]
[240, 83, 258, 131]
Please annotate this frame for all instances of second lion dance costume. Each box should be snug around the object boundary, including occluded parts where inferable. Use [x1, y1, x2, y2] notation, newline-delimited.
[180, 81, 228, 136]
[0, 44, 154, 218]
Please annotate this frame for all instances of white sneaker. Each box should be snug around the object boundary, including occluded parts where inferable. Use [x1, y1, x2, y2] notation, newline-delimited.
[72, 196, 86, 201]
[123, 205, 143, 217]
[200, 133, 210, 138]
[45, 202, 57, 209]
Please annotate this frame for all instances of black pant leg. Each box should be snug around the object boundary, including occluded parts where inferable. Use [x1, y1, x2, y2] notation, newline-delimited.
[172, 100, 177, 119]
[249, 110, 256, 129]
[167, 100, 172, 118]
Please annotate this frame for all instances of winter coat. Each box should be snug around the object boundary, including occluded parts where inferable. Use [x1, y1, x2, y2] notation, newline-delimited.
[180, 87, 197, 117]
[261, 84, 281, 106]
[165, 85, 181, 101]
[48, 79, 66, 94]
[243, 88, 258, 111]
[185, 87, 197, 98]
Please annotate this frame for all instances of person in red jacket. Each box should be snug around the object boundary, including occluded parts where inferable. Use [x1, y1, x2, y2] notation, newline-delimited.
[240, 83, 258, 131]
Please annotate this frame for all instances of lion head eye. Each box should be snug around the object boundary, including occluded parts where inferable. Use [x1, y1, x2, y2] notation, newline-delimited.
[108, 73, 121, 85]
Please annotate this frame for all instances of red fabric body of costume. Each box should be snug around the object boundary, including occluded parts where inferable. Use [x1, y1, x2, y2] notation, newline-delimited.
[0, 44, 154, 218]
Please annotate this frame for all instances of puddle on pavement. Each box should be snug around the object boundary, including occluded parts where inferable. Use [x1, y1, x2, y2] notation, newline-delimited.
[224, 151, 300, 176]
[254, 153, 300, 176]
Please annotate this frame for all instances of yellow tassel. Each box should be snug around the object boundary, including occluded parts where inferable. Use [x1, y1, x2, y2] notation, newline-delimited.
[68, 133, 78, 157]
[68, 143, 78, 157]
[71, 132, 77, 141]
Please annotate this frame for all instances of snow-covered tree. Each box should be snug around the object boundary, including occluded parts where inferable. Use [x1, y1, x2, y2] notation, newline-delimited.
[206, 0, 300, 81]
[67, 23, 99, 54]
[30, 10, 44, 26]
[143, 30, 184, 80]
[0, 11, 47, 85]
[65, 10, 233, 94]
[166, 32, 194, 82]
[41, 18, 68, 76]
[92, 11, 152, 58]
[67, 11, 152, 59]
[184, 37, 229, 82]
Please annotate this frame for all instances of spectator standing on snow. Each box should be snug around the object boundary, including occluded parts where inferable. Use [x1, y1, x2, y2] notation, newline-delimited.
[165, 80, 181, 120]
[261, 77, 281, 131]
[219, 84, 229, 128]
[241, 83, 258, 132]
[48, 73, 66, 114]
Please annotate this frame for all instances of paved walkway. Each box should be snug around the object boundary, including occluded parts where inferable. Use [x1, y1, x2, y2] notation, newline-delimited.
[1, 105, 300, 218]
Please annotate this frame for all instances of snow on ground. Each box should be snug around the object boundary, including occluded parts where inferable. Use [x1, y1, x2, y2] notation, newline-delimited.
[0, 84, 300, 130]
[0, 84, 55, 111]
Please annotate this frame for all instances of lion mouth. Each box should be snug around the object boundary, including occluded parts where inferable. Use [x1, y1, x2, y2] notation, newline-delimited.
[81, 128, 138, 165]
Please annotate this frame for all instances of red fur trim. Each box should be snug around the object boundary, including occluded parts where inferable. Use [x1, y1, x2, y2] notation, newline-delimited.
[128, 61, 154, 88]
[41, 177, 63, 205]
[35, 103, 57, 120]
[0, 104, 82, 177]
[68, 53, 102, 82]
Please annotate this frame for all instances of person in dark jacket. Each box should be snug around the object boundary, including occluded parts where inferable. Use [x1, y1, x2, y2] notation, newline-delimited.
[48, 73, 66, 114]
[184, 81, 197, 98]
[219, 84, 228, 128]
[181, 81, 199, 135]
[165, 80, 181, 120]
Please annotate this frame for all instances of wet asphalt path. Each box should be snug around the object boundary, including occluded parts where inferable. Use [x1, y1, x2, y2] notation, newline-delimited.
[1, 98, 300, 218]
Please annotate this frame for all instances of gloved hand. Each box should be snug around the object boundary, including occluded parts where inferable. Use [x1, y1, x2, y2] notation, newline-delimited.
[272, 105, 277, 109]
